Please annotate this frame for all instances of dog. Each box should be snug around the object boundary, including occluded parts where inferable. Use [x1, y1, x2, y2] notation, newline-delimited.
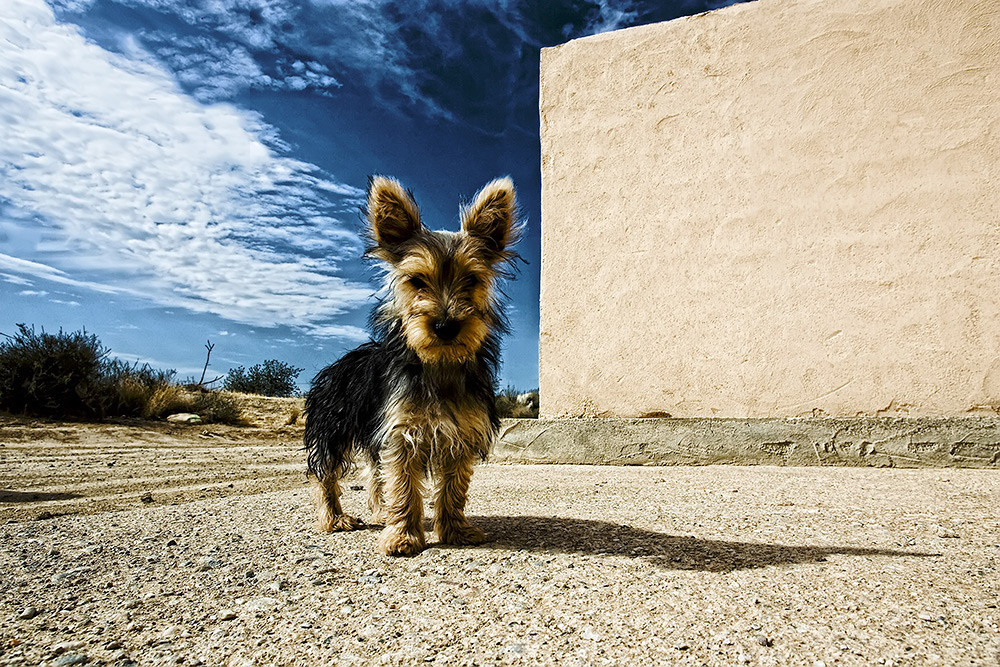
[304, 175, 521, 556]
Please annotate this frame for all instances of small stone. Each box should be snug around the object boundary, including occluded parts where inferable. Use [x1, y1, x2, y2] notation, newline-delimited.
[167, 413, 202, 424]
[104, 640, 122, 650]
[503, 643, 526, 656]
[140, 493, 154, 504]
[54, 655, 88, 666]
[755, 634, 773, 647]
[244, 597, 281, 612]
[218, 610, 237, 621]
[19, 606, 38, 620]
[931, 524, 959, 538]
[55, 642, 86, 653]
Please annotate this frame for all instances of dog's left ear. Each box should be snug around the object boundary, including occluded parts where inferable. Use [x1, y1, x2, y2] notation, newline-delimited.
[366, 175, 423, 263]
[461, 177, 519, 263]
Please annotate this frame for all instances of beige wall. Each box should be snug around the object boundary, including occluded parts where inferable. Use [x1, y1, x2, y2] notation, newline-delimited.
[539, 0, 1000, 418]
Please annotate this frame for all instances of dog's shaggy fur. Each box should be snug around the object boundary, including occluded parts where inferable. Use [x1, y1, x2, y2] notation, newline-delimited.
[304, 176, 521, 556]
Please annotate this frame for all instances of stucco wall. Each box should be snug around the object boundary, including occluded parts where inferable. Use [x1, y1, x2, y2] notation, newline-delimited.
[539, 0, 1000, 419]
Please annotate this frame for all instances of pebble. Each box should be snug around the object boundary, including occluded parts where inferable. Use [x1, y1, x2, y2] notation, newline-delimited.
[503, 643, 526, 656]
[931, 524, 959, 538]
[54, 641, 86, 654]
[218, 610, 237, 621]
[244, 597, 281, 612]
[755, 634, 773, 647]
[18, 606, 38, 620]
[53, 655, 88, 666]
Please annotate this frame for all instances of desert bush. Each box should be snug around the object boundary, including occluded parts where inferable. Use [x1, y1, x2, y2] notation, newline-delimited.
[0, 324, 110, 417]
[190, 391, 243, 425]
[222, 359, 303, 397]
[144, 384, 190, 420]
[0, 323, 243, 423]
[98, 359, 177, 418]
[495, 386, 539, 419]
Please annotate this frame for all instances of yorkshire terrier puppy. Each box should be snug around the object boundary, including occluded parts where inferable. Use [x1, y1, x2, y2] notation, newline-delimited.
[304, 176, 521, 556]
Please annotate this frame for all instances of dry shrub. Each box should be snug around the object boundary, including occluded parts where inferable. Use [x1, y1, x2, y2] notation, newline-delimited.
[144, 384, 190, 420]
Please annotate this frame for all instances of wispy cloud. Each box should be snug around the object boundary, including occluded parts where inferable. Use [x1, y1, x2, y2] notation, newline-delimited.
[0, 0, 370, 336]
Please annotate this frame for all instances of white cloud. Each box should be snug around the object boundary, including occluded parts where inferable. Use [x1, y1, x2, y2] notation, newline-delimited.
[1, 272, 34, 286]
[583, 1, 639, 34]
[0, 0, 371, 337]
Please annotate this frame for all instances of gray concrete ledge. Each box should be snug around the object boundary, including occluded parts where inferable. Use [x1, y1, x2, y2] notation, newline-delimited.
[494, 417, 1000, 468]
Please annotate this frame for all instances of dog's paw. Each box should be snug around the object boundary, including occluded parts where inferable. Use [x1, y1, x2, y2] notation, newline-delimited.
[318, 513, 362, 532]
[436, 521, 486, 546]
[377, 525, 425, 556]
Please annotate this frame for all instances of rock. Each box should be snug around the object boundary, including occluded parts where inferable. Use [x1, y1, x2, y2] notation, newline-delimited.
[244, 596, 282, 612]
[54, 654, 89, 666]
[167, 413, 202, 424]
[54, 641, 86, 653]
[19, 606, 38, 620]
[218, 609, 237, 621]
[140, 492, 154, 504]
[931, 524, 959, 538]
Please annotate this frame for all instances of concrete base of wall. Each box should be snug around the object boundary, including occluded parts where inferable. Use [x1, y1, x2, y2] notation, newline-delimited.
[494, 418, 1000, 468]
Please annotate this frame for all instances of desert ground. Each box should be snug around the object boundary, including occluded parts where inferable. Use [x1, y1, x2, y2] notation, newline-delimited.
[2, 397, 999, 666]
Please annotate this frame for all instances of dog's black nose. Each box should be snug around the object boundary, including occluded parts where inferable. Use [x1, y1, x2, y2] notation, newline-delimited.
[433, 319, 461, 341]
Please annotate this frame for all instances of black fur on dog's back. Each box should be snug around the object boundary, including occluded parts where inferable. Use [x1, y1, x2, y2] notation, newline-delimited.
[304, 342, 389, 478]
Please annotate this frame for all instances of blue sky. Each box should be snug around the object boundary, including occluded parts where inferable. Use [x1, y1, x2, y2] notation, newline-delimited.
[1, 0, 744, 392]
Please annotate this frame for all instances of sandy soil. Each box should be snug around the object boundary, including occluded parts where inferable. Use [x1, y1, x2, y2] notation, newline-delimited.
[0, 395, 307, 524]
[2, 399, 999, 666]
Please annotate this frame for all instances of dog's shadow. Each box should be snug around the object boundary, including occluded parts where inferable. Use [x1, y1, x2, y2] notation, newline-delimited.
[464, 515, 935, 573]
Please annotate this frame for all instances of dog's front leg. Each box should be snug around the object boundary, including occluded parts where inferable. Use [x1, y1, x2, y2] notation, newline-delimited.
[377, 436, 427, 556]
[434, 451, 486, 546]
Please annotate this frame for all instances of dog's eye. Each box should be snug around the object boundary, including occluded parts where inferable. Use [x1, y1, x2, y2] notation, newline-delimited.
[408, 276, 428, 291]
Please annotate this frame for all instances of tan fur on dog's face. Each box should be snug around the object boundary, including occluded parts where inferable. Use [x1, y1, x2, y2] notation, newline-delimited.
[365, 177, 519, 365]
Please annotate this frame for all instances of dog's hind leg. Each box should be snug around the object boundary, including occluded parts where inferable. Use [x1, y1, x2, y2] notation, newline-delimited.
[314, 466, 361, 532]
[365, 459, 388, 525]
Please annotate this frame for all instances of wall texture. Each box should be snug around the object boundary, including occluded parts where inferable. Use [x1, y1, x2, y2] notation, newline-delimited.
[539, 0, 1000, 418]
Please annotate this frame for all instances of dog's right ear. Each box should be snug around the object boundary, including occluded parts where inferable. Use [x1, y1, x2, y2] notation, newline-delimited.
[365, 176, 422, 262]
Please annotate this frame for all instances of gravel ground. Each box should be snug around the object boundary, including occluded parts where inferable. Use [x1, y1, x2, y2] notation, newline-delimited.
[2, 463, 999, 666]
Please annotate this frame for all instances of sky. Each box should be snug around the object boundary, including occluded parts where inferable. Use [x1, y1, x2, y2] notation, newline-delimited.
[0, 0, 745, 392]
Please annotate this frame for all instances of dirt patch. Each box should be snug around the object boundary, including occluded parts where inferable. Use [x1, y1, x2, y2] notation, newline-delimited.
[0, 394, 307, 523]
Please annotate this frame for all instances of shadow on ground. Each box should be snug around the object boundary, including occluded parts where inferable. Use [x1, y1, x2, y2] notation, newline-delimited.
[0, 490, 82, 503]
[469, 515, 937, 572]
